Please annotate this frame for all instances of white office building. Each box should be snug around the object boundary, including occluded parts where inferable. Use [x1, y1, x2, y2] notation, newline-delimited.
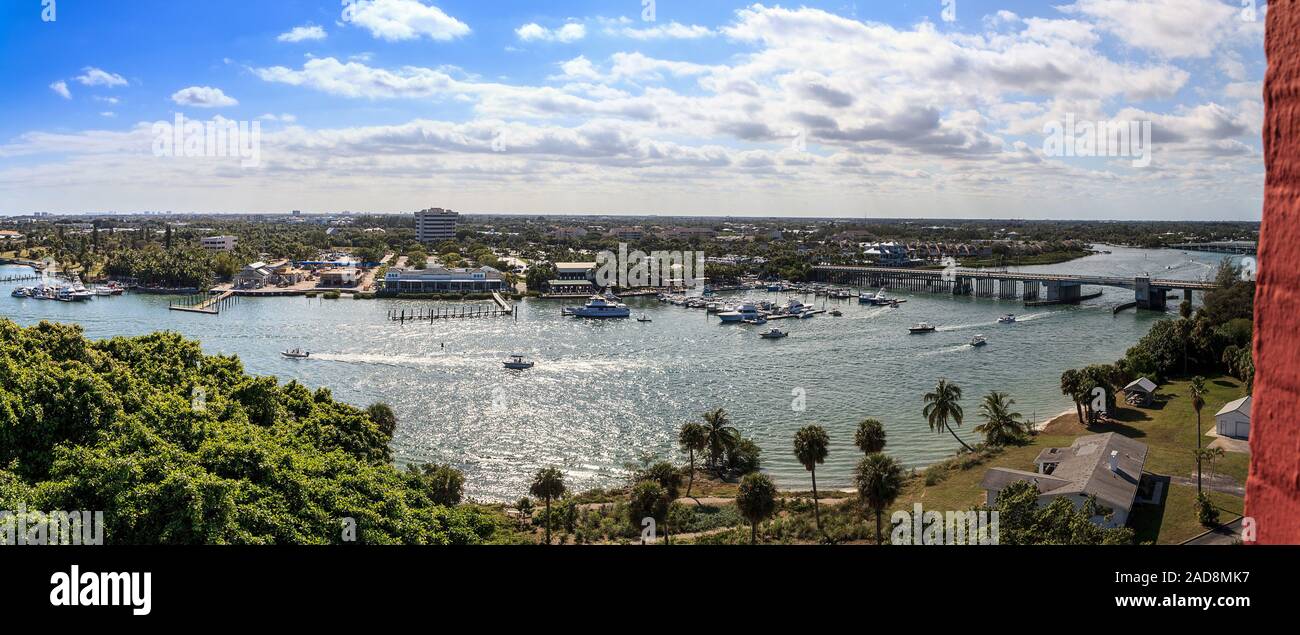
[415, 208, 458, 243]
[201, 235, 238, 252]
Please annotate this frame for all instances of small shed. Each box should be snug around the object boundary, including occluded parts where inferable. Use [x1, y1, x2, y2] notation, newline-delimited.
[1215, 396, 1251, 440]
[1123, 377, 1158, 406]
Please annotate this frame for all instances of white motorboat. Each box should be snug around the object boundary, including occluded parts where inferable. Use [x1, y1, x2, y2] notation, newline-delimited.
[567, 296, 631, 318]
[859, 288, 891, 305]
[718, 302, 763, 323]
[970, 335, 988, 347]
[281, 348, 311, 359]
[909, 322, 937, 333]
[998, 314, 1017, 324]
[11, 287, 31, 298]
[503, 354, 534, 370]
[760, 328, 788, 339]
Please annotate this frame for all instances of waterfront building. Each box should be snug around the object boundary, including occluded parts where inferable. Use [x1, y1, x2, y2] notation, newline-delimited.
[384, 266, 505, 293]
[863, 242, 913, 267]
[234, 261, 272, 289]
[980, 433, 1148, 528]
[201, 235, 239, 252]
[415, 208, 458, 243]
[1215, 395, 1251, 440]
[319, 268, 361, 287]
[545, 261, 596, 295]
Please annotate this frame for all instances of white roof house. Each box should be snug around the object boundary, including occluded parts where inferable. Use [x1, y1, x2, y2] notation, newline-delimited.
[1215, 396, 1251, 440]
[1124, 377, 1158, 395]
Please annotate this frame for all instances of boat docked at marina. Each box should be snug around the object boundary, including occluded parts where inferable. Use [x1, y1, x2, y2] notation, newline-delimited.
[859, 288, 892, 305]
[718, 302, 763, 323]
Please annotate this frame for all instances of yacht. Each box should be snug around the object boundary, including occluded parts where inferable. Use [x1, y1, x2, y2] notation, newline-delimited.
[760, 328, 788, 339]
[718, 302, 763, 323]
[568, 296, 631, 318]
[909, 322, 937, 333]
[970, 335, 988, 347]
[11, 287, 31, 298]
[775, 298, 806, 316]
[859, 288, 891, 305]
[998, 314, 1017, 324]
[503, 354, 534, 370]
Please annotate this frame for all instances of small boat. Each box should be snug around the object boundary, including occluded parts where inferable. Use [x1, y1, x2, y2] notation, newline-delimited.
[970, 335, 988, 347]
[760, 328, 788, 339]
[281, 348, 311, 359]
[799, 310, 815, 319]
[743, 317, 768, 325]
[503, 354, 534, 370]
[998, 314, 1016, 324]
[11, 287, 31, 298]
[636, 314, 652, 323]
[830, 309, 843, 316]
[909, 322, 937, 333]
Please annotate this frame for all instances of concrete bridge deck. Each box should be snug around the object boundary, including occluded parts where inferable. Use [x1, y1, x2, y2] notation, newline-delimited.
[813, 265, 1217, 310]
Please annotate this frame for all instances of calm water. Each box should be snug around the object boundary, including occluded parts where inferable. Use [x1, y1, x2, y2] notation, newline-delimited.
[0, 246, 1236, 501]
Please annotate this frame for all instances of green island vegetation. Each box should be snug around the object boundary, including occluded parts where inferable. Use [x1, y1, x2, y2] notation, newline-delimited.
[0, 319, 526, 544]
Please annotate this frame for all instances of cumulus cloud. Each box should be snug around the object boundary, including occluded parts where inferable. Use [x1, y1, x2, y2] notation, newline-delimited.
[340, 0, 470, 42]
[1058, 0, 1240, 59]
[170, 86, 239, 108]
[278, 24, 327, 42]
[74, 67, 128, 88]
[609, 22, 713, 40]
[516, 22, 586, 43]
[49, 81, 71, 99]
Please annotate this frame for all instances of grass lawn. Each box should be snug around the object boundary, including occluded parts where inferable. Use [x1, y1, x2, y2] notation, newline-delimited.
[888, 375, 1250, 544]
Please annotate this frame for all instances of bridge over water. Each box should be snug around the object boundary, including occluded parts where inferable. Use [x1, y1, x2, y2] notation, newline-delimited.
[812, 265, 1218, 310]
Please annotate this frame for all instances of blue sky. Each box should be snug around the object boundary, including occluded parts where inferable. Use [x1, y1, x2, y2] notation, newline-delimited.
[0, 0, 1267, 219]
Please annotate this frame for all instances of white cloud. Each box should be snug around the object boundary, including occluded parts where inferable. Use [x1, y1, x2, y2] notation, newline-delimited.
[49, 81, 71, 99]
[94, 95, 120, 105]
[609, 22, 713, 40]
[1058, 0, 1239, 59]
[516, 22, 586, 43]
[170, 86, 239, 108]
[74, 67, 128, 88]
[259, 113, 298, 123]
[341, 0, 470, 42]
[278, 24, 327, 43]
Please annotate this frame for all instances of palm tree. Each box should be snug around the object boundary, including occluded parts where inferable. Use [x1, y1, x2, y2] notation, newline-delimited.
[641, 461, 683, 544]
[701, 408, 740, 474]
[1061, 369, 1084, 424]
[854, 418, 887, 454]
[1190, 376, 1207, 495]
[793, 425, 830, 532]
[678, 422, 709, 499]
[923, 379, 974, 452]
[855, 453, 904, 545]
[529, 467, 566, 545]
[974, 391, 1028, 446]
[735, 472, 777, 545]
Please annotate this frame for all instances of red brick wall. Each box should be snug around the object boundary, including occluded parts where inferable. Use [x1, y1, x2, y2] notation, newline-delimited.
[1246, 0, 1300, 543]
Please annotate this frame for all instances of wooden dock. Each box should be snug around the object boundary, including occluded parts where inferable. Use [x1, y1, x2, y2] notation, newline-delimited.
[169, 290, 236, 315]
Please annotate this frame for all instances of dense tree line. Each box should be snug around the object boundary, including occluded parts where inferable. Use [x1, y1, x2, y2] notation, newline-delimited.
[0, 320, 499, 544]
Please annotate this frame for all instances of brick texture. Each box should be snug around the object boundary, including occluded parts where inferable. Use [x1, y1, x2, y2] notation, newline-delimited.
[1246, 0, 1300, 543]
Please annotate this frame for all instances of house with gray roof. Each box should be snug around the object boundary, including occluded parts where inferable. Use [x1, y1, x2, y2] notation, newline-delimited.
[980, 433, 1148, 528]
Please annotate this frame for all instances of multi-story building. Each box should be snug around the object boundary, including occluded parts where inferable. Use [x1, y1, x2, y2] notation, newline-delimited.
[201, 235, 238, 252]
[415, 208, 459, 243]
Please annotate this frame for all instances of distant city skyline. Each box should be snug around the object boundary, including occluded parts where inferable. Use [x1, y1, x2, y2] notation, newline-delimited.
[0, 0, 1266, 220]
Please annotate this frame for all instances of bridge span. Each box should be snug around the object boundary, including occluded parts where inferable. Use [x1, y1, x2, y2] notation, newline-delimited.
[812, 265, 1218, 310]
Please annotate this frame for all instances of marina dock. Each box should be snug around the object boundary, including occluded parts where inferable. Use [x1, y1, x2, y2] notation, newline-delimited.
[169, 290, 236, 315]
[389, 293, 516, 323]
